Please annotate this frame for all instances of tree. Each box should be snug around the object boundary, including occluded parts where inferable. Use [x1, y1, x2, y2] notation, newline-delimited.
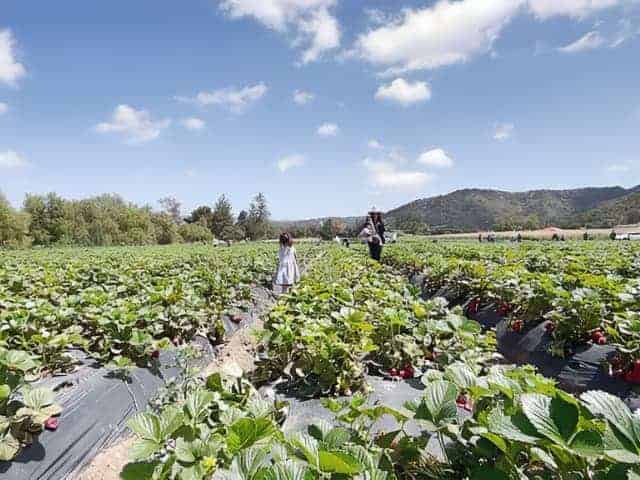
[152, 213, 181, 244]
[178, 223, 214, 243]
[211, 195, 235, 240]
[0, 192, 30, 248]
[245, 193, 272, 240]
[185, 206, 214, 229]
[158, 197, 182, 224]
[320, 218, 346, 240]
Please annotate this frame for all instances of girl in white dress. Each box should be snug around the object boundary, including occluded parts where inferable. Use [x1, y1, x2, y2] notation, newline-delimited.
[275, 232, 300, 294]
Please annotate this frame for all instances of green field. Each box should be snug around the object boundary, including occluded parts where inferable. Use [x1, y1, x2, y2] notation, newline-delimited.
[2, 240, 640, 477]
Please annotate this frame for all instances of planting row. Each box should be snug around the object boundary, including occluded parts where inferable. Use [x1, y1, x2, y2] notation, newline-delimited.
[122, 245, 640, 479]
[382, 240, 640, 383]
[0, 243, 317, 463]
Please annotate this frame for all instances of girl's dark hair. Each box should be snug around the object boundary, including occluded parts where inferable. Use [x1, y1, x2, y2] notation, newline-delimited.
[279, 232, 291, 246]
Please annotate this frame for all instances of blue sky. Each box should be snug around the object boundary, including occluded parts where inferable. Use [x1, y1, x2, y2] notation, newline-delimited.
[1, 0, 639, 219]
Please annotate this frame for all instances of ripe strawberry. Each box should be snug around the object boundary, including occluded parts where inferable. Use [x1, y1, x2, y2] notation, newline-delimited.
[512, 320, 523, 333]
[398, 369, 407, 379]
[151, 350, 160, 359]
[45, 417, 59, 431]
[597, 336, 607, 345]
[544, 322, 555, 333]
[624, 361, 640, 384]
[389, 368, 398, 377]
[403, 365, 414, 378]
[456, 394, 467, 406]
[591, 331, 603, 342]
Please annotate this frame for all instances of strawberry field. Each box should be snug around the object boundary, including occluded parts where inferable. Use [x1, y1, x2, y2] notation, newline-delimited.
[2, 240, 640, 479]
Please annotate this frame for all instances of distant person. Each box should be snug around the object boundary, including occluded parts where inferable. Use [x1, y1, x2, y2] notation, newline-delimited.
[275, 233, 300, 294]
[610, 230, 616, 241]
[478, 233, 482, 243]
[359, 210, 384, 261]
[342, 238, 350, 248]
[517, 233, 522, 243]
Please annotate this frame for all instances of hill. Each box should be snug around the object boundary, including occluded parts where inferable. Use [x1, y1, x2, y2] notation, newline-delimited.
[572, 191, 640, 228]
[384, 185, 640, 233]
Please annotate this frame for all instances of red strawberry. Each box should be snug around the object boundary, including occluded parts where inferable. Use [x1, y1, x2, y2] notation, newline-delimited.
[591, 331, 603, 342]
[456, 394, 467, 406]
[403, 365, 414, 378]
[151, 350, 160, 359]
[389, 368, 398, 377]
[597, 336, 607, 345]
[512, 320, 523, 333]
[45, 417, 59, 431]
[545, 322, 555, 333]
[398, 369, 407, 379]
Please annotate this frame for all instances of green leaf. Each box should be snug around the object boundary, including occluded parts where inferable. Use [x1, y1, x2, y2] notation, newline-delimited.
[128, 412, 162, 442]
[160, 405, 184, 438]
[486, 407, 541, 445]
[22, 387, 56, 410]
[174, 438, 197, 464]
[0, 432, 20, 461]
[185, 389, 214, 423]
[227, 417, 276, 454]
[129, 439, 161, 462]
[444, 363, 477, 390]
[414, 380, 458, 430]
[581, 391, 638, 448]
[521, 394, 577, 446]
[120, 461, 158, 480]
[317, 450, 362, 475]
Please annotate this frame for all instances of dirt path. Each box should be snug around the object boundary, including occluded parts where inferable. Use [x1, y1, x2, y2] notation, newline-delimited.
[76, 289, 276, 480]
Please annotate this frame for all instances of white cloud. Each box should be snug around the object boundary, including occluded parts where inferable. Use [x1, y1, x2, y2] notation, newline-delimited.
[611, 18, 640, 47]
[219, 0, 340, 63]
[176, 83, 267, 113]
[0, 29, 26, 87]
[363, 158, 432, 190]
[181, 117, 206, 131]
[0, 102, 7, 115]
[317, 122, 339, 136]
[558, 31, 606, 53]
[0, 150, 28, 169]
[293, 89, 314, 105]
[95, 105, 170, 144]
[375, 78, 431, 106]
[418, 148, 454, 168]
[528, 0, 624, 19]
[356, 0, 524, 74]
[493, 122, 515, 141]
[277, 153, 306, 172]
[367, 139, 383, 150]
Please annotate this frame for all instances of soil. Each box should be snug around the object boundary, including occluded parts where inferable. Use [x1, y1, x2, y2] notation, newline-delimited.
[75, 288, 276, 480]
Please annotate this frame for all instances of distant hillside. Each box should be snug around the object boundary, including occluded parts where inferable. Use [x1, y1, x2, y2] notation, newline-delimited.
[572, 191, 640, 228]
[385, 186, 639, 233]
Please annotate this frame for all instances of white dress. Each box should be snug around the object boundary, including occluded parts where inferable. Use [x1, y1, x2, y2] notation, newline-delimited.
[276, 246, 300, 285]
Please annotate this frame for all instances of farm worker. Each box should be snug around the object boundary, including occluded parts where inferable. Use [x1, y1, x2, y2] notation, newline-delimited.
[275, 232, 300, 294]
[359, 208, 385, 261]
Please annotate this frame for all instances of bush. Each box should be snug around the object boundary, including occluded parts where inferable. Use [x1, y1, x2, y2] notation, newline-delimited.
[178, 223, 214, 243]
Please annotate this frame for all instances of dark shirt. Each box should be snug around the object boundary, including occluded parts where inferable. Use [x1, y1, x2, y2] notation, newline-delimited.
[376, 221, 386, 244]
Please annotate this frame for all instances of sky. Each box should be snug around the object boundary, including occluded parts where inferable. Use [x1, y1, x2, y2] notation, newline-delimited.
[1, 0, 639, 220]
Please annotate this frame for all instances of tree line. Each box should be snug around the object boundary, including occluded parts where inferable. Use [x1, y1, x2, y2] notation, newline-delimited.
[0, 191, 274, 248]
